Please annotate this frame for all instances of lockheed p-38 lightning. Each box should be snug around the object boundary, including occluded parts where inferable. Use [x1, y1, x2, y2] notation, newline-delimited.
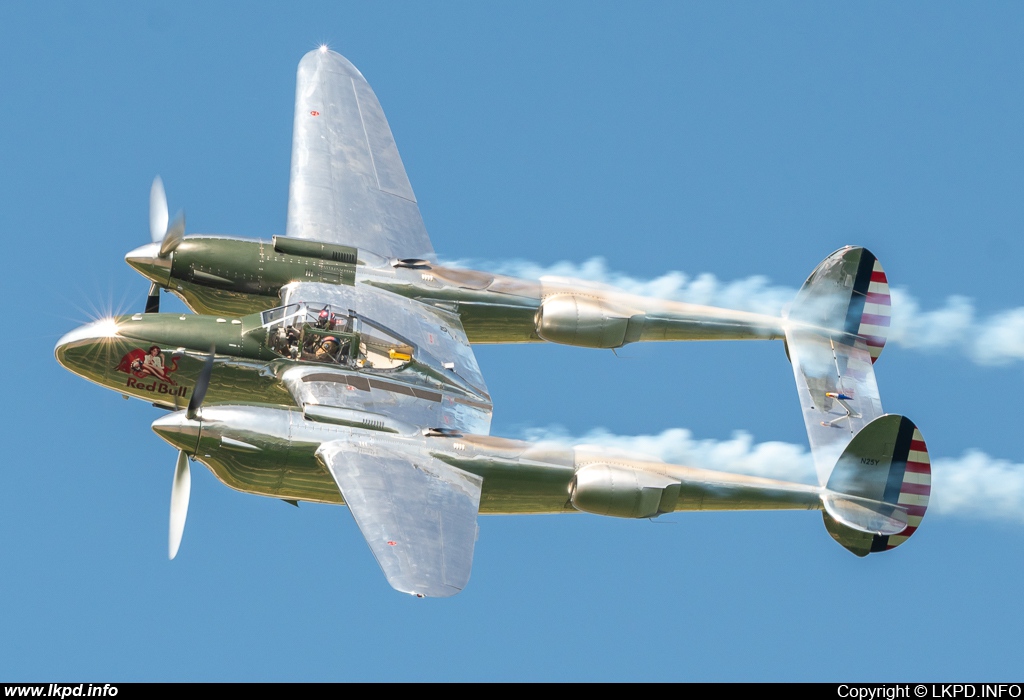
[55, 48, 930, 597]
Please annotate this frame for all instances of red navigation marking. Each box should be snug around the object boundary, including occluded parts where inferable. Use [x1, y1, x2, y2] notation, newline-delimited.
[387, 540, 397, 546]
[310, 110, 320, 117]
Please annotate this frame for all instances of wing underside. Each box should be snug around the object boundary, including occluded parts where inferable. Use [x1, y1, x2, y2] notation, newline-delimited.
[317, 440, 483, 597]
[286, 49, 435, 261]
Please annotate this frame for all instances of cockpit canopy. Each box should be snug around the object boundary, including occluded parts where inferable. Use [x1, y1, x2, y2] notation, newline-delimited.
[260, 303, 414, 369]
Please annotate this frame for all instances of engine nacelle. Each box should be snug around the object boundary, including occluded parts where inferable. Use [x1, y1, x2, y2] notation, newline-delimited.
[535, 295, 637, 348]
[570, 464, 681, 518]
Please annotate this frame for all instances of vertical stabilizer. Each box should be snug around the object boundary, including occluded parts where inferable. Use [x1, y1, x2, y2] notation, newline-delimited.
[788, 246, 891, 364]
[821, 415, 931, 556]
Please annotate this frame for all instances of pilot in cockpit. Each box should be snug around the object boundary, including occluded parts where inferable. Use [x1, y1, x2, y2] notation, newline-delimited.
[315, 336, 341, 362]
[284, 326, 301, 358]
[315, 309, 337, 330]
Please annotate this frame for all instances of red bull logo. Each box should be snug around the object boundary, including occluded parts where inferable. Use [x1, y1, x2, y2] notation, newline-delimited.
[117, 346, 188, 398]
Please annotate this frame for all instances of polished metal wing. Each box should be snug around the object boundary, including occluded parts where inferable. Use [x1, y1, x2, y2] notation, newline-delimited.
[317, 440, 483, 597]
[286, 48, 435, 261]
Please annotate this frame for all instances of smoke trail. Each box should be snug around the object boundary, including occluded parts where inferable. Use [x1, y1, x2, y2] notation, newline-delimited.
[522, 426, 1024, 523]
[449, 256, 1024, 366]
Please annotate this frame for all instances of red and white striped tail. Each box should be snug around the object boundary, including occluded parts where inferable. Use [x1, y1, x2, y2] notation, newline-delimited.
[856, 257, 891, 364]
[877, 426, 930, 551]
[789, 247, 893, 365]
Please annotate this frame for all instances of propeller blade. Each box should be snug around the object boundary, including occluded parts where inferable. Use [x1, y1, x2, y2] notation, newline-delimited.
[145, 282, 161, 314]
[150, 176, 169, 244]
[186, 346, 215, 420]
[169, 450, 191, 560]
[159, 212, 185, 257]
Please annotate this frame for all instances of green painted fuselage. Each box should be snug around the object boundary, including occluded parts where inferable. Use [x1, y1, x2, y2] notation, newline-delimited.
[140, 235, 543, 342]
[132, 235, 786, 348]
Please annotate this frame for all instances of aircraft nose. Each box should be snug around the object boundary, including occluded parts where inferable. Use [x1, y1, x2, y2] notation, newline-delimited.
[54, 317, 121, 360]
[152, 411, 202, 453]
[54, 318, 126, 384]
[125, 242, 172, 286]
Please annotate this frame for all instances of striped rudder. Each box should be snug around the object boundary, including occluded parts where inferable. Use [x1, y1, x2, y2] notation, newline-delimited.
[871, 424, 930, 551]
[852, 254, 891, 364]
[788, 247, 891, 364]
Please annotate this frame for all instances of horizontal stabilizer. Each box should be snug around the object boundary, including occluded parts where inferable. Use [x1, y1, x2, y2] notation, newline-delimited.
[784, 247, 895, 484]
[784, 324, 883, 485]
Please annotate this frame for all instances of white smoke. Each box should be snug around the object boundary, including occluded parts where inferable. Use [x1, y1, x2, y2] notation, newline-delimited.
[525, 426, 817, 483]
[931, 450, 1024, 522]
[448, 256, 1024, 366]
[523, 426, 1024, 523]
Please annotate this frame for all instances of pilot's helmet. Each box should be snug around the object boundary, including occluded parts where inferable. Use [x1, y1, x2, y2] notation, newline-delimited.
[317, 309, 330, 326]
[321, 336, 339, 353]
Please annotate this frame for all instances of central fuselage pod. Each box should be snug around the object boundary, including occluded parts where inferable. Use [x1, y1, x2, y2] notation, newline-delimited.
[53, 314, 294, 409]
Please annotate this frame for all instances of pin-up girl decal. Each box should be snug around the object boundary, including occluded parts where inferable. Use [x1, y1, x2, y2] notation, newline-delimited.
[118, 345, 178, 384]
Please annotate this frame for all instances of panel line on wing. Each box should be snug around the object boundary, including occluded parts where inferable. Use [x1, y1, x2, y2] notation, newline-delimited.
[350, 76, 382, 192]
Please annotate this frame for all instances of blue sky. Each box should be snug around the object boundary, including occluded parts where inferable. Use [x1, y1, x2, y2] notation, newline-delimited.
[4, 2, 1024, 681]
